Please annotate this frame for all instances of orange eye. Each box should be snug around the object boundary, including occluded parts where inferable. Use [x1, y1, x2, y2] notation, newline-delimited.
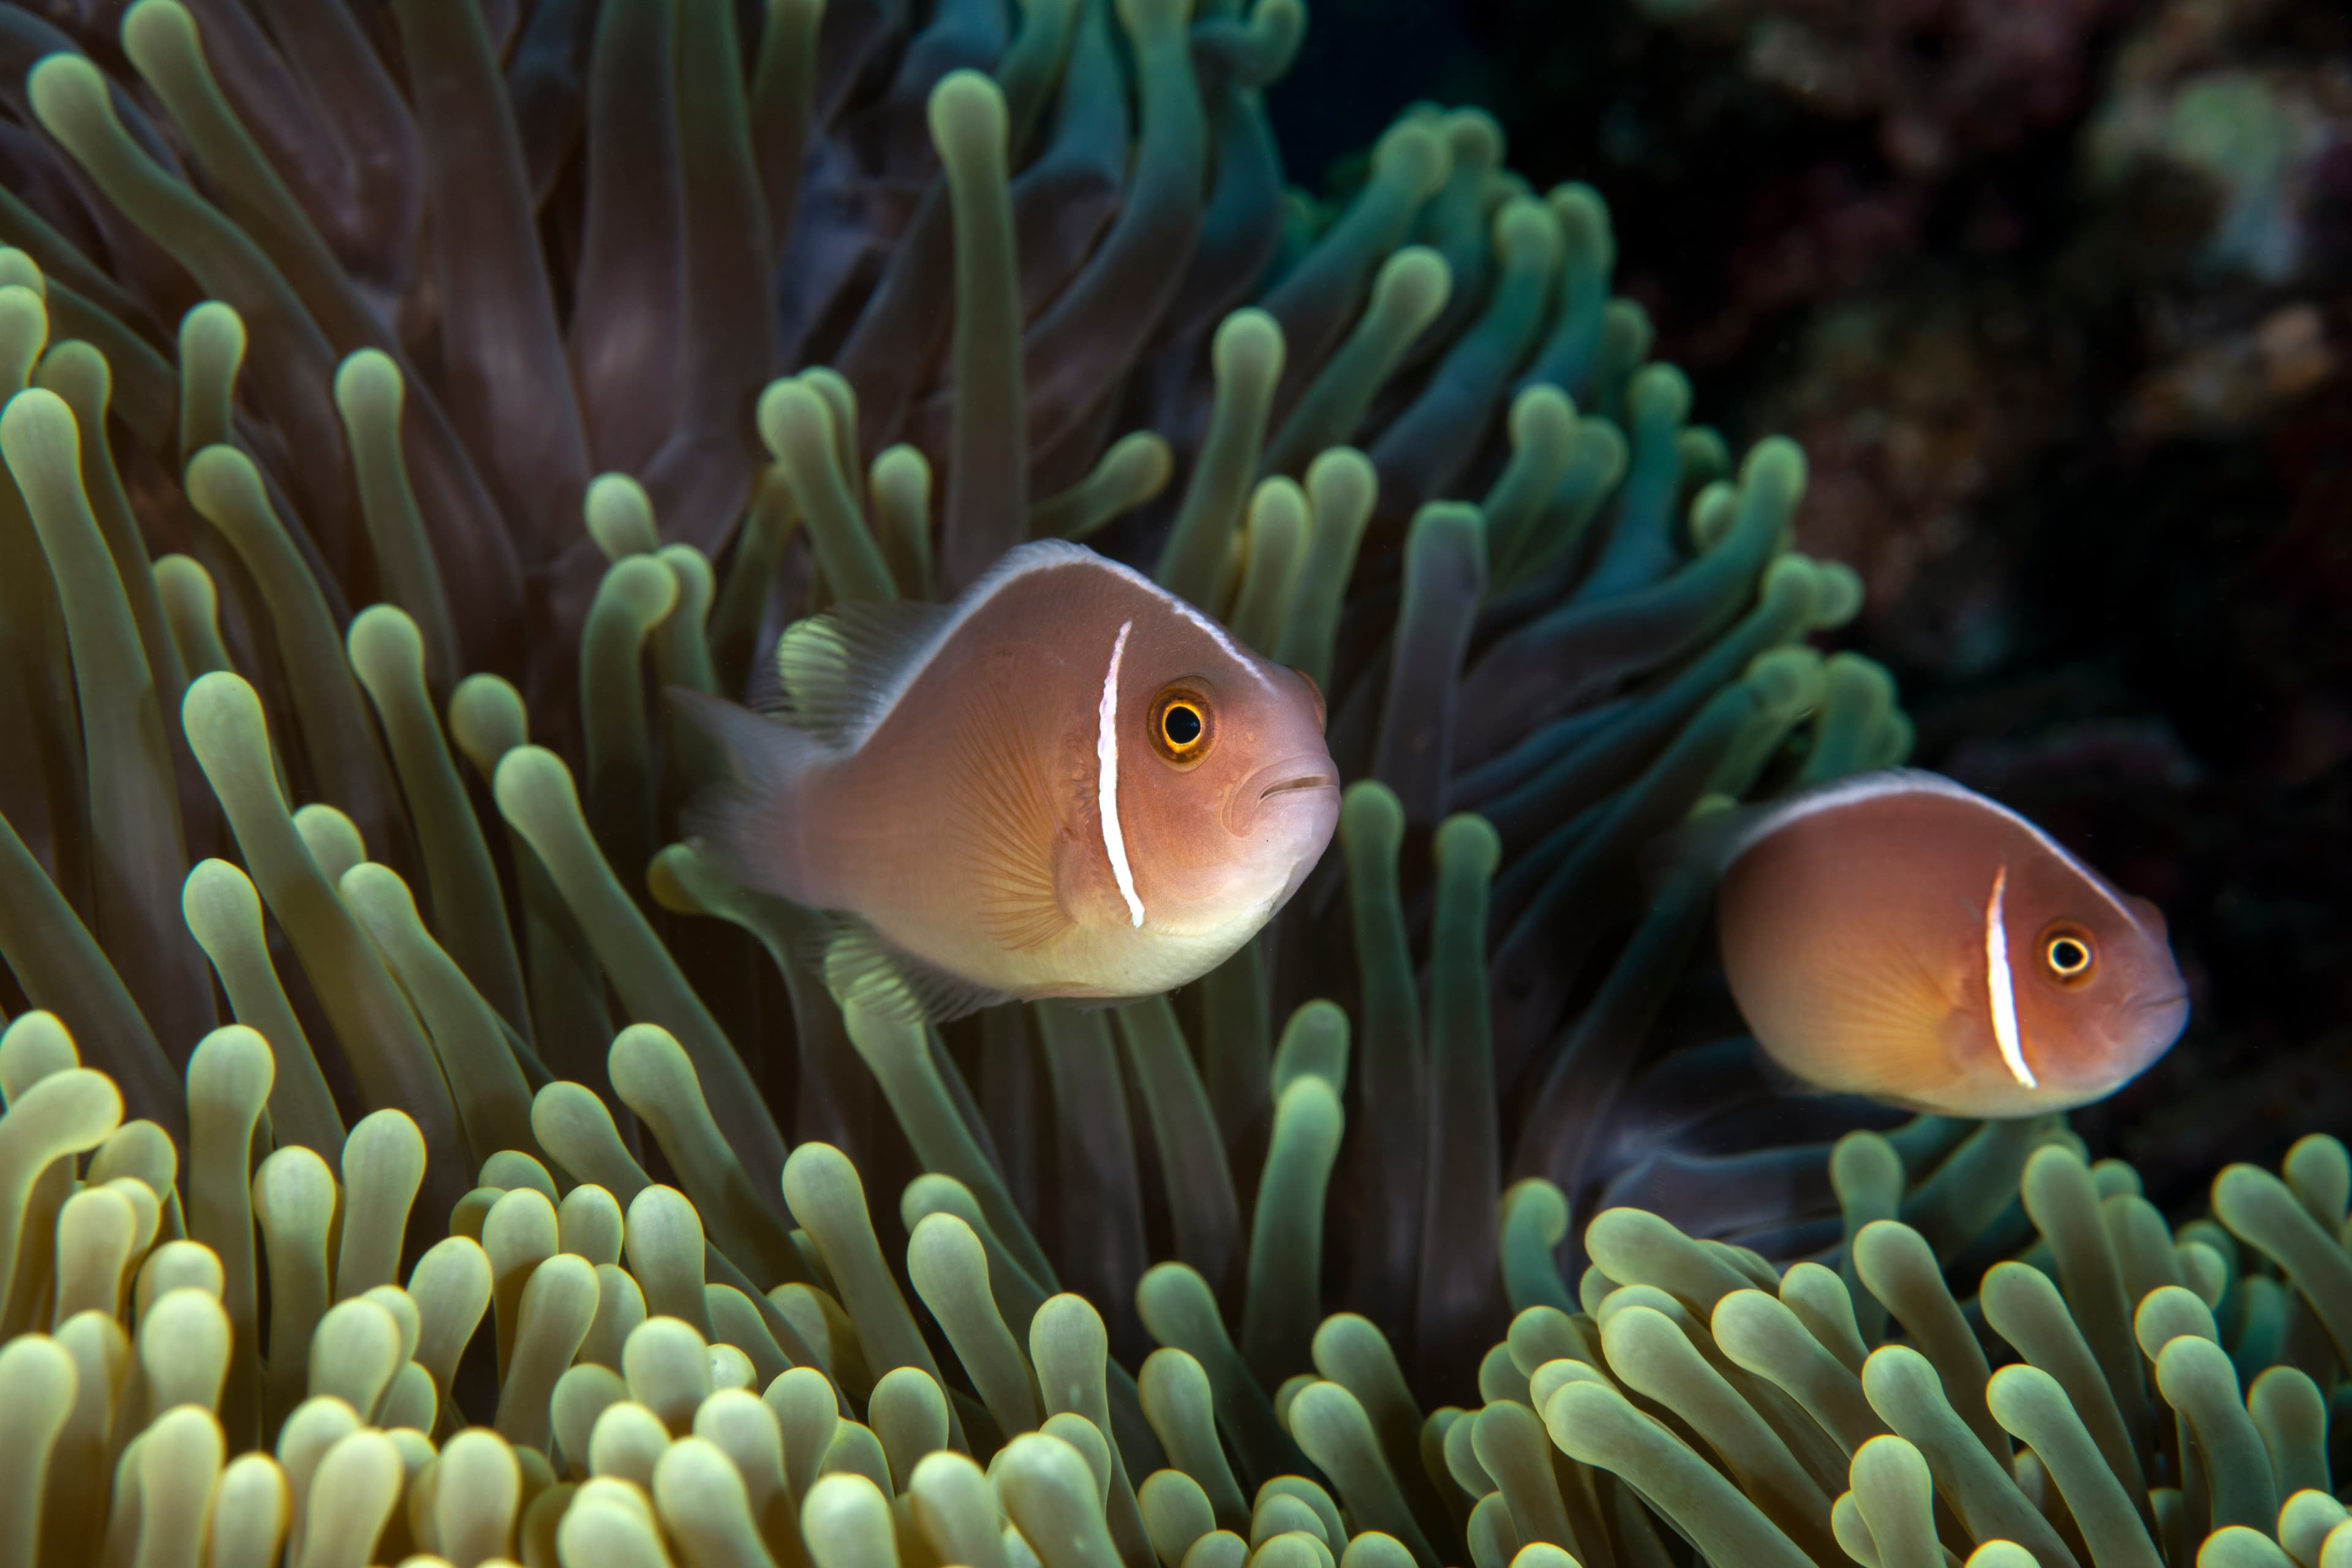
[2041, 925, 2095, 984]
[1150, 689, 1214, 764]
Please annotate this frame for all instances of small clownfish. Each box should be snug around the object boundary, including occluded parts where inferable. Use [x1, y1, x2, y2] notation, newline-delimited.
[1707, 769, 2188, 1118]
[677, 540, 1341, 1020]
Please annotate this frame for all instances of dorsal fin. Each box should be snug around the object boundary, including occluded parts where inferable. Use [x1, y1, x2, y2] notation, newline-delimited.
[1705, 768, 2147, 929]
[771, 539, 1272, 752]
[771, 598, 951, 745]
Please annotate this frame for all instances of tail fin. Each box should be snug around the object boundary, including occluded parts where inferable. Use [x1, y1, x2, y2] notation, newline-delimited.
[671, 688, 832, 906]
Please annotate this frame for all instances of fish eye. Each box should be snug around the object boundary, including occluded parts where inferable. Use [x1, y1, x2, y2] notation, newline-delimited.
[1150, 688, 1215, 765]
[2042, 927, 2095, 984]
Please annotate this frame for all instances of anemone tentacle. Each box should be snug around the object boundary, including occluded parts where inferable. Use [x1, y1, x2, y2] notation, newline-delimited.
[16, 3, 2297, 1566]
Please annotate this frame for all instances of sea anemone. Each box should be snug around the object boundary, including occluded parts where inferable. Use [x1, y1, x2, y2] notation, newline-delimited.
[0, 0, 2152, 1561]
[0, 1020, 2345, 1567]
[0, 0, 1893, 1321]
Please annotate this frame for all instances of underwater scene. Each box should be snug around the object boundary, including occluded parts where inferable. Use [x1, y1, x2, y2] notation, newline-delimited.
[0, 0, 2342, 1564]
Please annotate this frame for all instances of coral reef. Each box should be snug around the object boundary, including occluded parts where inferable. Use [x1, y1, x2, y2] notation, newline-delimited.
[1735, 282, 2079, 677]
[1633, 0, 2146, 179]
[1514, 0, 2348, 672]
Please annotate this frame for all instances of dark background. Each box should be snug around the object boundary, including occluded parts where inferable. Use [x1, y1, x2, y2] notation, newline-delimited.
[1269, 0, 2352, 1200]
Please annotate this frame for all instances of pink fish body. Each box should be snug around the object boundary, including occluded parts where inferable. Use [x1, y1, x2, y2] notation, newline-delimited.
[1713, 770, 2188, 1118]
[682, 542, 1340, 1019]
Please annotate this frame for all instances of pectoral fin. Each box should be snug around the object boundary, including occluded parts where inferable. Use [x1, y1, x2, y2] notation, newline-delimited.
[1756, 932, 1975, 1103]
[948, 686, 1082, 953]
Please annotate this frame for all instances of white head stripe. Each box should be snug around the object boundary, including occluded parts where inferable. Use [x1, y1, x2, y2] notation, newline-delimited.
[1983, 866, 2036, 1089]
[1722, 767, 2141, 930]
[1062, 543, 1270, 688]
[1097, 620, 1145, 929]
[839, 541, 1272, 749]
[1161, 589, 1264, 681]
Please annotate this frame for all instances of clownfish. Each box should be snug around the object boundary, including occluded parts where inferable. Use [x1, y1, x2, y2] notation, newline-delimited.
[678, 541, 1340, 1020]
[1708, 769, 2188, 1118]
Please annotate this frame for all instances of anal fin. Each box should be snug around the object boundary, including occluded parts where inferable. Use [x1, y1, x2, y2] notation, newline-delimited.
[821, 916, 1013, 1024]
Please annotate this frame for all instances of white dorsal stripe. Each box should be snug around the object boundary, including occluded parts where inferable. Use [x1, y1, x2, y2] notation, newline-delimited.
[1717, 767, 2141, 929]
[1097, 620, 1145, 929]
[1983, 865, 2036, 1088]
[834, 540, 1272, 753]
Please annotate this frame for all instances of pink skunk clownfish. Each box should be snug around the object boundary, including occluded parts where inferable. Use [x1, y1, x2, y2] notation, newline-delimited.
[676, 540, 1341, 1021]
[1705, 769, 2188, 1119]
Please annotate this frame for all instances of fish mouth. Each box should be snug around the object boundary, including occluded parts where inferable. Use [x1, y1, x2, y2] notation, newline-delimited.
[1226, 758, 1342, 835]
[1260, 772, 1340, 801]
[2132, 990, 2190, 1013]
